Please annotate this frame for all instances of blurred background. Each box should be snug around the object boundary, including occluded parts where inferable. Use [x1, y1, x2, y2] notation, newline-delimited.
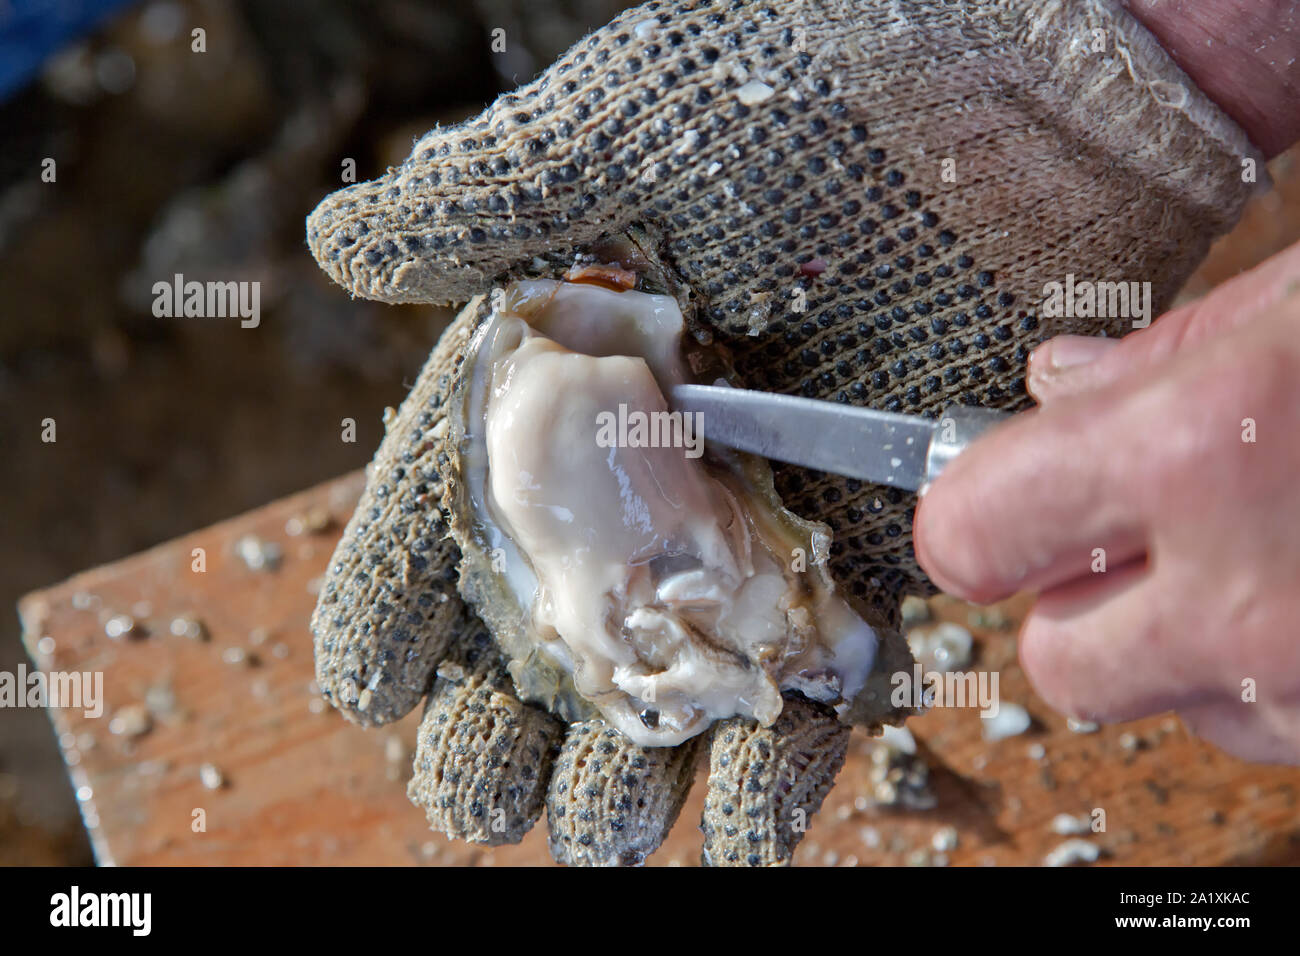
[0, 0, 639, 865]
[1, 0, 1297, 865]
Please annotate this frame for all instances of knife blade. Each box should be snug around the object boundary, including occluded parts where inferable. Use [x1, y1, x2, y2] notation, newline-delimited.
[671, 383, 1011, 491]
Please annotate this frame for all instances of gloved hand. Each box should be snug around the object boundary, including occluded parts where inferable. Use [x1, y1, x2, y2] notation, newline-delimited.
[305, 0, 1260, 865]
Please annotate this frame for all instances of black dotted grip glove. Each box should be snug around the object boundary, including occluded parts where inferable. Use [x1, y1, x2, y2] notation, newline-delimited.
[305, 0, 1260, 865]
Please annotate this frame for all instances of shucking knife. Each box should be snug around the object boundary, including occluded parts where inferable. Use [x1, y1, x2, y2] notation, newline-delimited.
[671, 384, 1012, 492]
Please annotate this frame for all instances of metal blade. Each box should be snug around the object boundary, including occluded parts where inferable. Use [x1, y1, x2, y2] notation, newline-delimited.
[671, 384, 937, 490]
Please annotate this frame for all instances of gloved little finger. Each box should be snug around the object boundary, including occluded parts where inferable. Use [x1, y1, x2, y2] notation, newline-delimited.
[311, 303, 482, 725]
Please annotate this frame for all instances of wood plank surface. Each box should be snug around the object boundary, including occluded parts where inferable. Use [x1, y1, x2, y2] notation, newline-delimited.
[18, 474, 1300, 866]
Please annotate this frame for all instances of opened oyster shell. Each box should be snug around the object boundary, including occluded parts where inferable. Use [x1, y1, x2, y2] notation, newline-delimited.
[441, 242, 887, 747]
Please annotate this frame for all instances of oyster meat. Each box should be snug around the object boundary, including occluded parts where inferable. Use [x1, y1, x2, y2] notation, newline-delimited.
[447, 276, 877, 747]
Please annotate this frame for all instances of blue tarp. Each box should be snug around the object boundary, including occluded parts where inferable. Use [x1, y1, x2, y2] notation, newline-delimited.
[0, 0, 139, 101]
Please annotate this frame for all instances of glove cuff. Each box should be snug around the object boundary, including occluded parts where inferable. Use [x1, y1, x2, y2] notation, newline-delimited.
[1015, 0, 1267, 227]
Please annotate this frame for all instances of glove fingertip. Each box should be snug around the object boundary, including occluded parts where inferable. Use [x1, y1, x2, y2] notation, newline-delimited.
[546, 720, 702, 867]
[407, 623, 565, 846]
[700, 695, 850, 867]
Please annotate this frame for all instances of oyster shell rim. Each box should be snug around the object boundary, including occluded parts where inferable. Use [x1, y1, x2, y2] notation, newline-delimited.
[435, 237, 913, 742]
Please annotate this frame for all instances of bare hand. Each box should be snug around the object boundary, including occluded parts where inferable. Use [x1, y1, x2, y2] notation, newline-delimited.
[915, 242, 1300, 763]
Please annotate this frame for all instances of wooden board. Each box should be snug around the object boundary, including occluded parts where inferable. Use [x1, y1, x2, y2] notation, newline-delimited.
[18, 474, 1300, 866]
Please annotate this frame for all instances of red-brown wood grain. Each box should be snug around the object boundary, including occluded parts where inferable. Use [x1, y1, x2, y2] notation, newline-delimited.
[18, 474, 1300, 866]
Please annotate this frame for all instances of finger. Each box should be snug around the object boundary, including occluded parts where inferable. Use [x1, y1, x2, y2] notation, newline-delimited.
[546, 721, 702, 867]
[312, 302, 483, 725]
[1029, 241, 1300, 403]
[1018, 553, 1300, 749]
[1025, 334, 1120, 403]
[701, 695, 849, 867]
[913, 386, 1153, 605]
[1016, 560, 1201, 726]
[407, 620, 564, 845]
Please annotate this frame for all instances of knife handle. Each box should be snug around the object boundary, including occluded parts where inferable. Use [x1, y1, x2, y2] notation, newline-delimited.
[924, 405, 1013, 485]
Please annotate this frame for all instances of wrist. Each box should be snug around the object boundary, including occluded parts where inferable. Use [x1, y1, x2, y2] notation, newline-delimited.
[1122, 0, 1300, 157]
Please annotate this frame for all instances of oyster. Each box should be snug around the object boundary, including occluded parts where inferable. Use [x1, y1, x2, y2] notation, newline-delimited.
[444, 264, 879, 748]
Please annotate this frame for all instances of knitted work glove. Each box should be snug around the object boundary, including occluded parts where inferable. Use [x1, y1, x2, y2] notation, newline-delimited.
[305, 0, 1260, 866]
